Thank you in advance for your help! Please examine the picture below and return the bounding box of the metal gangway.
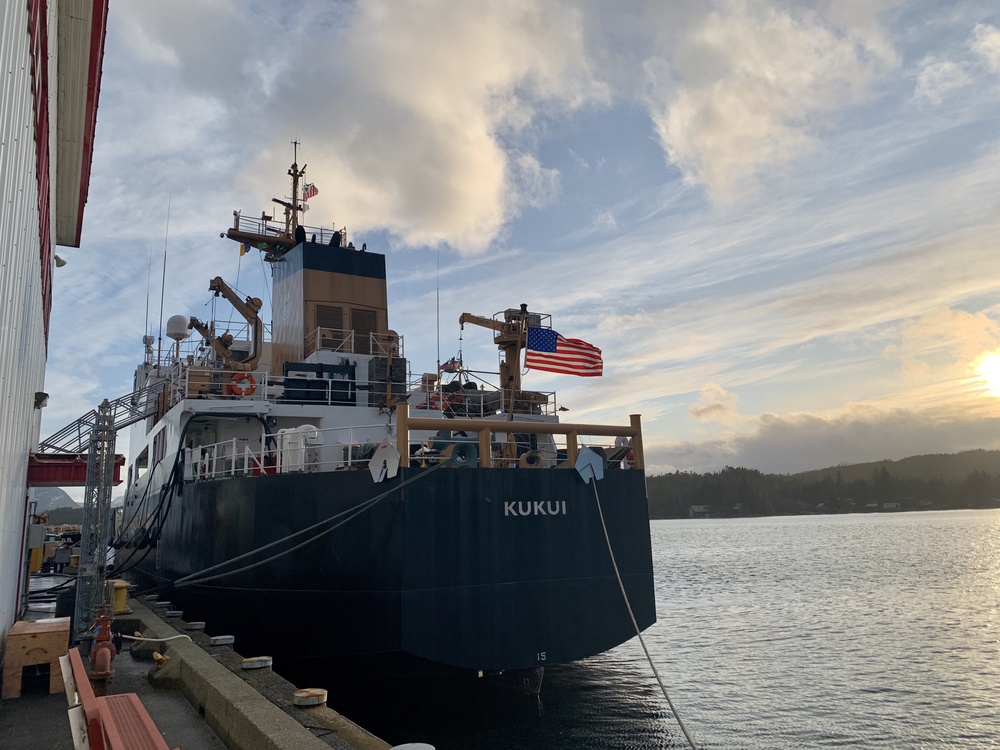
[38,382,163,454]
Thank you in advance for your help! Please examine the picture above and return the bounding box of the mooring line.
[175,457,453,588]
[590,479,699,750]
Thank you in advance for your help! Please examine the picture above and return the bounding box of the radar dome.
[166,314,191,342]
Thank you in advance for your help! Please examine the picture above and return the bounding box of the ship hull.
[143,466,655,671]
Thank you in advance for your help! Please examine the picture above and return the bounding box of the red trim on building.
[75,0,110,247]
[28,0,51,346]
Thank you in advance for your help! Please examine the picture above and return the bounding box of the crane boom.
[188,277,264,372]
[458,304,547,416]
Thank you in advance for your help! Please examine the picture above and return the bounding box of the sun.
[975,354,1000,397]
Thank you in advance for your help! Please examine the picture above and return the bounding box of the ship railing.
[407,388,557,418]
[304,327,355,356]
[166,366,270,405]
[187,408,643,482]
[232,211,345,246]
[412,429,638,470]
[186,423,395,481]
[153,319,272,368]
[396,402,645,470]
[166,366,406,409]
[304,328,404,358]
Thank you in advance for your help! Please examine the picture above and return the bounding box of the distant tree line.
[646,465,1000,519]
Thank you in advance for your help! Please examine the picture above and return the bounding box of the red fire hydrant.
[89,609,117,678]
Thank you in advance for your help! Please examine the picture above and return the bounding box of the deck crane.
[458,304,552,424]
[188,277,263,371]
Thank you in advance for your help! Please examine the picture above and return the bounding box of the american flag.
[302,183,318,201]
[525,327,603,377]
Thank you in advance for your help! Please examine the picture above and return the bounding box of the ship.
[115,154,656,688]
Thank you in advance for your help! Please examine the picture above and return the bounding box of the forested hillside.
[647,450,1000,518]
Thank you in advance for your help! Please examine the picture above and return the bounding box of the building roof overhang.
[55,0,108,248]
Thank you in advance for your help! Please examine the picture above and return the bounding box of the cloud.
[510,154,561,210]
[914,58,971,105]
[645,1,897,202]
[883,308,1000,380]
[104,0,902,250]
[688,383,740,423]
[972,23,1000,72]
[648,407,1000,475]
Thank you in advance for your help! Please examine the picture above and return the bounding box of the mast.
[287,139,305,237]
[225,142,307,259]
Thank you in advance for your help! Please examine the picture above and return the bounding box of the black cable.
[176,458,451,588]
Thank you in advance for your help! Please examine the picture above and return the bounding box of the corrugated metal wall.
[0,0,50,647]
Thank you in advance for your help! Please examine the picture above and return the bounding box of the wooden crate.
[2,617,71,698]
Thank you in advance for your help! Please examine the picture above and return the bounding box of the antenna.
[156,193,171,374]
[436,247,441,375]
[144,243,154,336]
[287,139,306,236]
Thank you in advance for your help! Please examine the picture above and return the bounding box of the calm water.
[327,510,1000,749]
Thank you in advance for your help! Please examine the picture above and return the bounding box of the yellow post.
[396,402,410,468]
[566,431,579,468]
[479,427,492,468]
[629,414,644,469]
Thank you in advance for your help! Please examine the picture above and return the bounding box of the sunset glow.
[39,2,1000,478]
[976,354,1000,397]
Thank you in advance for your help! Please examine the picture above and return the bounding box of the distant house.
[688,505,715,519]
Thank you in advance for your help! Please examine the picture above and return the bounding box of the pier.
[0,594,391,750]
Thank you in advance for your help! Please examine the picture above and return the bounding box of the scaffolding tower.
[73,399,117,643]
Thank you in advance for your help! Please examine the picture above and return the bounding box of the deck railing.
[395,403,644,470]
[186,406,642,481]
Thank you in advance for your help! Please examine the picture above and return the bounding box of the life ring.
[228,373,257,397]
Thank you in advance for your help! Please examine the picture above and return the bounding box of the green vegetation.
[647,449,1000,519]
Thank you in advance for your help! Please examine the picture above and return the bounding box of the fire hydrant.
[89,609,118,686]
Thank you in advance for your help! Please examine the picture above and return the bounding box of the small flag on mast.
[302,183,318,201]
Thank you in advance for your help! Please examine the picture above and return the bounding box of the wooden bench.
[60,646,173,750]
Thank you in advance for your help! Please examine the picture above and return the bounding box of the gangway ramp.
[38,382,163,454]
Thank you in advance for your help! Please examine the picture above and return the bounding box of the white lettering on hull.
[503,500,567,517]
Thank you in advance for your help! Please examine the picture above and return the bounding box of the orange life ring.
[228,373,257,397]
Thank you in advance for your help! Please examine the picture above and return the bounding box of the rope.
[122,634,192,643]
[589,476,699,750]
[175,458,452,588]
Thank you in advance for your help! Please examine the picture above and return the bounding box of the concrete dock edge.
[123,598,390,750]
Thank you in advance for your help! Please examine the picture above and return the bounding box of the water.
[326,510,1000,749]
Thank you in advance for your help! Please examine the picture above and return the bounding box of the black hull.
[141,466,655,672]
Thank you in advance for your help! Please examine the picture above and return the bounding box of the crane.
[189,277,263,372]
[458,304,547,417]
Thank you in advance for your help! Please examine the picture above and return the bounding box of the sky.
[43,0,1000,478]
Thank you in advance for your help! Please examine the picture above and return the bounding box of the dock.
[0,596,392,750]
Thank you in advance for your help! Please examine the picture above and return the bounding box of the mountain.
[788,449,1000,484]
[31,487,80,512]
[647,449,1000,519]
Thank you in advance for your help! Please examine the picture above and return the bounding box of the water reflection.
[307,510,1000,749]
